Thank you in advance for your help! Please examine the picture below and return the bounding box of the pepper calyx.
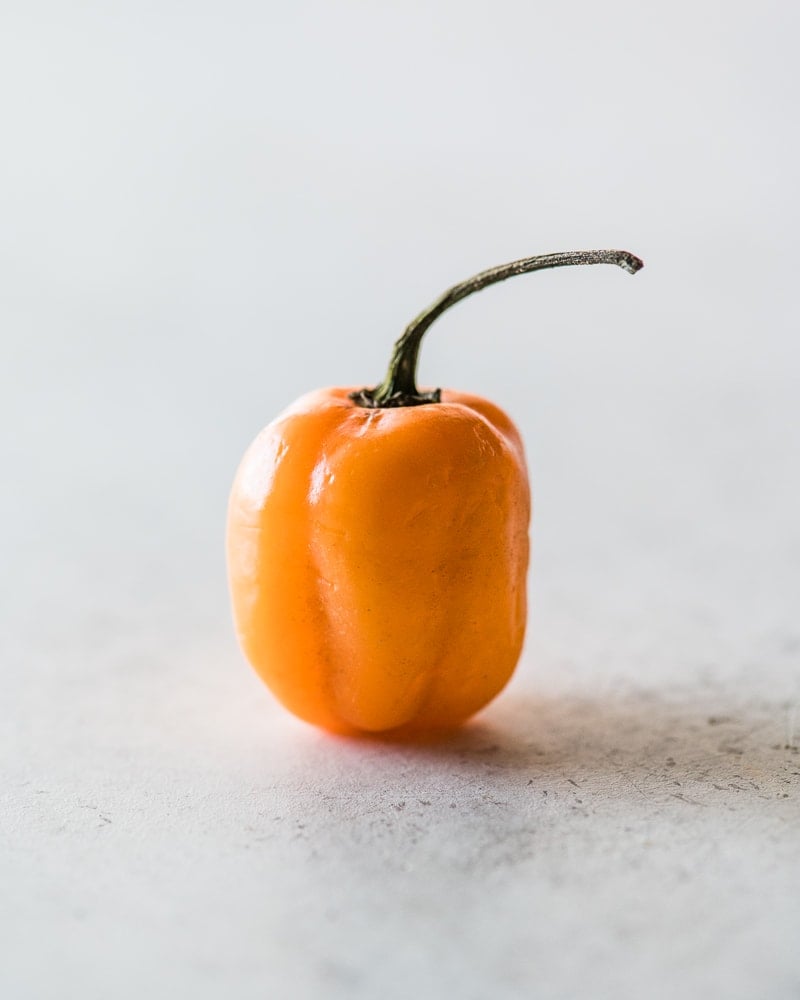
[348,386,441,409]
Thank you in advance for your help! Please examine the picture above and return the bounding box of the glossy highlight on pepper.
[227,249,643,735]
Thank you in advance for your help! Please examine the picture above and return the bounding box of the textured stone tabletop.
[3,377,798,1000]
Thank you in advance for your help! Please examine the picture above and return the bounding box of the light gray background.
[2,2,799,998]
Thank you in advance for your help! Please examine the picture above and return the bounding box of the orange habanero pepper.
[227,249,643,735]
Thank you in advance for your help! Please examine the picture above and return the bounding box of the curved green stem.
[350,249,643,409]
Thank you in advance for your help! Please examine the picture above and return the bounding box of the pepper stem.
[350,249,643,409]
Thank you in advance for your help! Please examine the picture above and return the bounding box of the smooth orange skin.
[226,387,531,735]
